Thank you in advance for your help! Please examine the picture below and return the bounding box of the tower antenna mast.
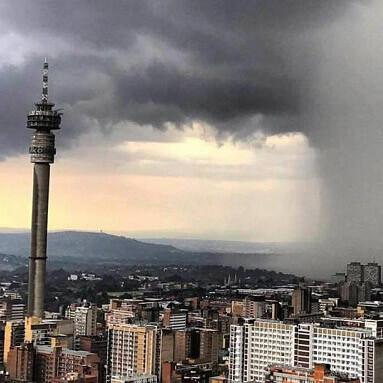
[26,60,62,318]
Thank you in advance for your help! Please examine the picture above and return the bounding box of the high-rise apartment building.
[340,281,360,307]
[229,319,383,383]
[6,342,35,382]
[160,327,220,366]
[339,281,372,307]
[80,335,107,363]
[229,319,296,383]
[347,263,364,284]
[107,324,161,381]
[34,345,100,383]
[312,326,380,381]
[174,329,189,361]
[0,301,25,322]
[66,301,98,338]
[79,335,108,383]
[318,298,339,315]
[358,282,372,302]
[4,321,25,364]
[243,296,266,318]
[162,308,187,330]
[346,262,381,287]
[199,328,220,363]
[364,263,381,287]
[0,321,5,366]
[24,316,74,348]
[106,309,135,327]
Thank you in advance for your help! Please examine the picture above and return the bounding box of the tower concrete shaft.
[27,60,61,318]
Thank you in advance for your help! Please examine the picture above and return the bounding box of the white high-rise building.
[107,324,161,382]
[162,309,187,330]
[312,326,372,380]
[229,319,296,383]
[229,319,383,383]
[65,301,98,337]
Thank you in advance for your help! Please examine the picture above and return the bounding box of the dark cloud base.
[6,0,383,250]
[0,0,356,157]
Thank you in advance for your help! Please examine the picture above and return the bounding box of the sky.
[1,0,383,244]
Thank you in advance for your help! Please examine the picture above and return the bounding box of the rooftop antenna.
[42,58,49,103]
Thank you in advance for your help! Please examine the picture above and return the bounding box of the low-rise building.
[265,364,360,383]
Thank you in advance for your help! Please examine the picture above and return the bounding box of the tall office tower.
[292,284,312,315]
[107,324,161,381]
[364,263,381,287]
[347,262,364,284]
[27,60,62,318]
[65,301,98,338]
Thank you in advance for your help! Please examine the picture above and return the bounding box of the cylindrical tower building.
[27,60,62,318]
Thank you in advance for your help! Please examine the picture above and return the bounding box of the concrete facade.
[26,60,62,318]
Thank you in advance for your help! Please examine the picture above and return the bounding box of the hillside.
[0,253,26,270]
[0,231,184,263]
[0,231,272,270]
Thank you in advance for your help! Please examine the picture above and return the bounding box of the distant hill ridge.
[0,230,277,270]
[0,231,183,262]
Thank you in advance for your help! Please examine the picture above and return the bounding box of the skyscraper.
[26,60,62,318]
[347,262,364,284]
[364,263,381,287]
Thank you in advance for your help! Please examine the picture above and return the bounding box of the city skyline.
[3,2,383,383]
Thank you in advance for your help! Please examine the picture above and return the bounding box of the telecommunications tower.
[27,60,62,318]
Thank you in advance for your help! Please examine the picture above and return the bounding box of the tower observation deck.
[27,60,62,318]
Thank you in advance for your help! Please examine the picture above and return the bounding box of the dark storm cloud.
[0,0,357,156]
[114,62,299,127]
[6,0,383,252]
